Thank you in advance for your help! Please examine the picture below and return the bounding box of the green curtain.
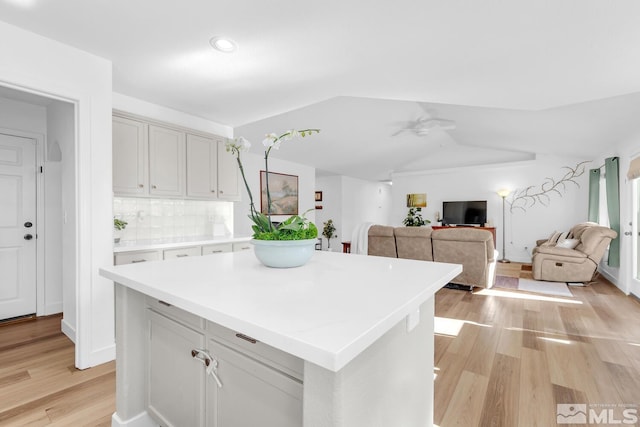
[605,157,620,267]
[588,169,600,223]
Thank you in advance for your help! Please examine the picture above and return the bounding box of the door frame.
[627,156,640,298]
[0,127,45,316]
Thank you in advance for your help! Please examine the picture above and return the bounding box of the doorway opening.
[0,85,76,343]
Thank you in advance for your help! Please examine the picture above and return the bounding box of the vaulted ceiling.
[2,0,640,180]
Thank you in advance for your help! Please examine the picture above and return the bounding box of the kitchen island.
[99,250,461,427]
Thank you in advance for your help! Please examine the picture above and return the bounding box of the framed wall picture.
[260,171,299,215]
[315,191,323,202]
[406,193,427,208]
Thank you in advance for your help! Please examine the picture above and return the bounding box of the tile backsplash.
[113,197,234,241]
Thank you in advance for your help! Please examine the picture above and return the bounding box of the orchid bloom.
[261,133,279,148]
[283,129,299,141]
[226,136,251,155]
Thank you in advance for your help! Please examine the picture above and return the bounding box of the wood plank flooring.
[0,314,115,426]
[435,263,640,426]
[1,264,639,426]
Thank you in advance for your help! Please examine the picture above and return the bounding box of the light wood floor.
[435,263,640,426]
[0,314,115,426]
[1,264,639,426]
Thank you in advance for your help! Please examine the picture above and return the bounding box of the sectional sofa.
[367,225,498,289]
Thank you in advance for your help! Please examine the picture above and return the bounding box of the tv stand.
[432,225,496,246]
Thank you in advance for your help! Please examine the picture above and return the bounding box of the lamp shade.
[496,189,511,198]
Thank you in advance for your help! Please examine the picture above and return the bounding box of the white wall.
[315,176,342,250]
[0,97,47,133]
[47,101,75,335]
[112,93,233,138]
[315,175,393,250]
[392,155,590,263]
[234,152,316,237]
[0,20,113,368]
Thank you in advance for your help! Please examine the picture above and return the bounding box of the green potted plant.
[322,219,337,250]
[226,129,320,267]
[403,207,430,227]
[113,217,128,243]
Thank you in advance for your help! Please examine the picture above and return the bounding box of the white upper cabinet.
[113,114,238,201]
[186,134,240,201]
[149,125,186,197]
[216,140,240,200]
[186,134,218,198]
[112,116,148,196]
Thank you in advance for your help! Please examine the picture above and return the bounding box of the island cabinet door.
[206,339,303,427]
[148,310,206,427]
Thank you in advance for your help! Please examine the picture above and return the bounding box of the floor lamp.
[497,189,511,263]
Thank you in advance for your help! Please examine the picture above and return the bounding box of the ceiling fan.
[391,104,456,137]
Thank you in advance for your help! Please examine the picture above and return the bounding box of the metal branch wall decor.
[508,161,589,213]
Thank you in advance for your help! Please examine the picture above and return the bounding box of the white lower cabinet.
[147,303,303,427]
[202,243,233,255]
[206,340,303,427]
[232,242,252,252]
[114,250,161,265]
[164,246,202,259]
[148,310,206,427]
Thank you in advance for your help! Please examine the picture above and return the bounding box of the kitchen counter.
[100,250,459,371]
[113,234,251,253]
[100,251,461,427]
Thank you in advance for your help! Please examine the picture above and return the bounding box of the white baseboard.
[88,343,116,367]
[112,411,158,427]
[61,318,76,343]
[597,267,624,293]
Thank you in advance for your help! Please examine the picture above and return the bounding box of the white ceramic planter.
[251,238,317,268]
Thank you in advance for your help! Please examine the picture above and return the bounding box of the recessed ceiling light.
[209,36,238,53]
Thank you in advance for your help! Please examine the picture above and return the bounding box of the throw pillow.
[556,238,580,249]
[547,231,562,245]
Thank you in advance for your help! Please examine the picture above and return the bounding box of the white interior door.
[0,133,37,320]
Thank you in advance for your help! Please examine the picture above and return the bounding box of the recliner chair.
[532,222,617,282]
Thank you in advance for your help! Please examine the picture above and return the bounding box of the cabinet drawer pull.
[158,300,172,307]
[211,250,223,253]
[235,333,257,344]
[176,254,189,257]
[219,190,224,194]
[240,247,250,250]
[131,259,147,263]
[138,184,144,188]
[152,185,157,189]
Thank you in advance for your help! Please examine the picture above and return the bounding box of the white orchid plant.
[226,129,320,240]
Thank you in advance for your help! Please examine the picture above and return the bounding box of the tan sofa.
[368,226,497,289]
[532,222,617,282]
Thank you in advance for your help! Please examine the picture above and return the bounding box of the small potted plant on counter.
[114,217,128,243]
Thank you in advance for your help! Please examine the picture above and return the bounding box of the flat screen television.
[442,200,487,226]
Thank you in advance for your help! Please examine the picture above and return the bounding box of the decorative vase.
[251,238,317,268]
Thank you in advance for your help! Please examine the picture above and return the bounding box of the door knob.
[24,221,33,228]
[24,234,33,240]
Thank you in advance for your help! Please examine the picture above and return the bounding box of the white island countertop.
[99,250,461,372]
